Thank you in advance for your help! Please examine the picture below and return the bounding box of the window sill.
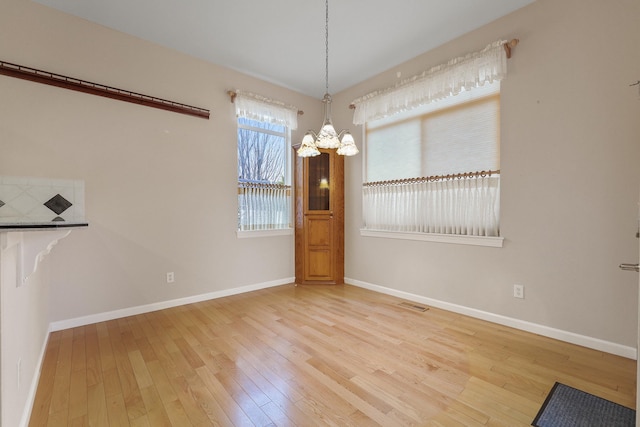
[360,229,503,247]
[237,228,293,239]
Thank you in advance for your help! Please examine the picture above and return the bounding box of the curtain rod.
[503,38,519,59]
[227,90,304,116]
[364,170,500,187]
[0,60,210,119]
[349,39,519,110]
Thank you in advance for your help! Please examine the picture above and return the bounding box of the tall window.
[363,82,501,237]
[237,117,291,231]
[234,91,298,233]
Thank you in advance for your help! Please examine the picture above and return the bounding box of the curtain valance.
[234,90,299,130]
[351,40,508,125]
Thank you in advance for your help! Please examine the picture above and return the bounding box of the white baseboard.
[49,277,294,332]
[48,274,637,358]
[19,329,51,427]
[346,277,637,360]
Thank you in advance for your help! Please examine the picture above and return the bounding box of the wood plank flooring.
[29,284,636,426]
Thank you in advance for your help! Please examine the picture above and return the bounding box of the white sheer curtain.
[354,40,507,238]
[362,176,500,237]
[234,90,299,129]
[238,183,291,231]
[351,40,507,125]
[235,90,296,231]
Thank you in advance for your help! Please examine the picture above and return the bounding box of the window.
[233,90,298,236]
[363,82,501,238]
[237,117,291,232]
[350,40,508,245]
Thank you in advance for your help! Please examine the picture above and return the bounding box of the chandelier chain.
[325,0,329,95]
[296,0,358,157]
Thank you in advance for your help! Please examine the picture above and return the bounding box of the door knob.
[619,263,639,272]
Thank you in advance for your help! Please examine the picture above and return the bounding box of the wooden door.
[304,214,333,281]
[294,149,344,285]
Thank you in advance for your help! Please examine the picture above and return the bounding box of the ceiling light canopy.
[297,0,358,158]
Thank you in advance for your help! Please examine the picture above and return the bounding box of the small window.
[237,117,291,231]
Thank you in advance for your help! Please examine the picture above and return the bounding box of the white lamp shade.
[337,132,359,156]
[316,123,341,149]
[297,132,321,157]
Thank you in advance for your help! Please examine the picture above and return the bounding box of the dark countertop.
[0,222,89,231]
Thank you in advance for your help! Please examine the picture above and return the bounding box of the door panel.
[307,249,332,280]
[306,216,332,246]
[304,215,333,281]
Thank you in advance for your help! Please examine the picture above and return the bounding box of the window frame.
[236,117,293,238]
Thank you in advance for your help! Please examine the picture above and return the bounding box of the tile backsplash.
[0,176,85,223]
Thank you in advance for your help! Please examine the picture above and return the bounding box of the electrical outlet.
[513,284,524,299]
[166,272,175,283]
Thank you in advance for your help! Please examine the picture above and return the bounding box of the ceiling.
[34,0,535,99]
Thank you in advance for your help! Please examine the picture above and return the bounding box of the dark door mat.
[532,382,635,426]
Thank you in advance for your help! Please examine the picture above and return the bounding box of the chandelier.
[297,0,358,157]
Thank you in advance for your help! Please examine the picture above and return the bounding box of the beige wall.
[0,1,325,423]
[1,0,323,322]
[1,0,639,424]
[335,0,640,348]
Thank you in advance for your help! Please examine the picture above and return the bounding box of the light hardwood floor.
[29,284,635,426]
